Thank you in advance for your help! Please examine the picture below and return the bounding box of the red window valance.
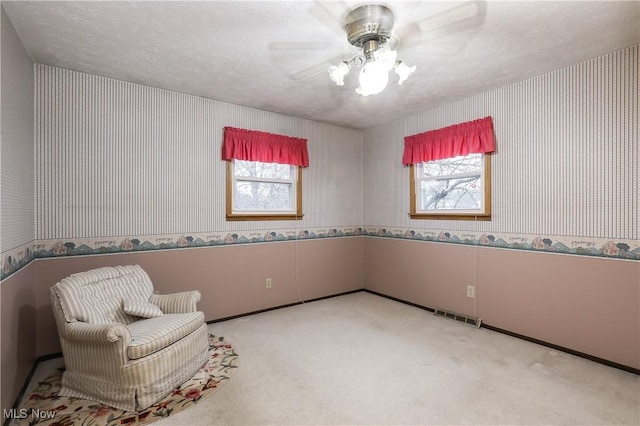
[222,127,309,167]
[402,116,495,165]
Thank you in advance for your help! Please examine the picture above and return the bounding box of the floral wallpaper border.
[2,240,36,281]
[2,226,638,281]
[364,226,639,260]
[0,227,364,281]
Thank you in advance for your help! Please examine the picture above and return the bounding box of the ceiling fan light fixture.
[394,61,416,85]
[356,59,389,96]
[329,62,350,86]
[330,3,417,96]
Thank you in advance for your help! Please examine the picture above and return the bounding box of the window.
[222,126,308,221]
[226,159,302,221]
[403,117,495,221]
[410,153,491,220]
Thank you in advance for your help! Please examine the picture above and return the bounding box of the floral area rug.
[11,335,238,426]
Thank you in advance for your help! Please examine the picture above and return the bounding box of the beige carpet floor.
[164,292,639,425]
[23,292,640,425]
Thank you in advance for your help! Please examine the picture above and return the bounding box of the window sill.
[409,213,491,221]
[226,214,304,222]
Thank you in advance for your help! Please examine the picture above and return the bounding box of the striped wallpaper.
[0,7,34,254]
[34,65,363,241]
[364,46,639,241]
[3,46,637,281]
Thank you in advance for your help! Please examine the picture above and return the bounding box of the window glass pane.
[235,181,292,211]
[421,153,482,178]
[234,160,292,179]
[420,176,482,210]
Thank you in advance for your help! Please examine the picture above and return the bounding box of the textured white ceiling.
[4,1,639,129]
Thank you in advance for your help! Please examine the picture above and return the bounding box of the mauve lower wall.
[1,264,36,413]
[364,237,640,369]
[35,237,364,357]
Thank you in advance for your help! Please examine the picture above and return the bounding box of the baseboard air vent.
[434,308,482,328]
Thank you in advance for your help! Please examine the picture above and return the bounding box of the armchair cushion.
[122,298,163,319]
[126,312,205,360]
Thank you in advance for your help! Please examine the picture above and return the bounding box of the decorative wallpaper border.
[1,240,36,281]
[0,227,364,281]
[364,226,640,261]
[2,226,638,281]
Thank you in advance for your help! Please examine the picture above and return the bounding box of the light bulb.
[329,62,350,86]
[356,60,389,96]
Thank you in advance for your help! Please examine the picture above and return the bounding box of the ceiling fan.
[328,4,416,96]
[270,1,486,96]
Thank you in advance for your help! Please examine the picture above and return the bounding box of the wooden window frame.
[409,154,491,221]
[226,160,303,221]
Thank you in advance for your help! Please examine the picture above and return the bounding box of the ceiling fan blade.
[419,0,487,35]
[396,0,487,47]
[287,59,334,82]
[268,41,331,51]
[308,0,349,34]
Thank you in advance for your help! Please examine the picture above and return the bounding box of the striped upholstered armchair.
[50,265,209,412]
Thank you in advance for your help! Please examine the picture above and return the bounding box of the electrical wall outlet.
[266,278,272,289]
[467,285,475,298]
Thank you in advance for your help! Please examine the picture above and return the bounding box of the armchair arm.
[150,291,201,314]
[65,321,132,346]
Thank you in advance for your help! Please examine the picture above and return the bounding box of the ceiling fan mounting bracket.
[345,4,394,49]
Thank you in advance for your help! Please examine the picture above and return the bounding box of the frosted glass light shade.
[356,60,389,96]
[329,62,350,86]
[395,61,416,85]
